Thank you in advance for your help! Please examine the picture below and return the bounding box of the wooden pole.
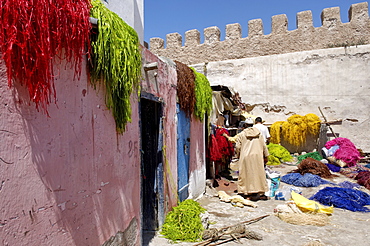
[318,107,338,138]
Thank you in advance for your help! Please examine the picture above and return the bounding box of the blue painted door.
[177,104,190,202]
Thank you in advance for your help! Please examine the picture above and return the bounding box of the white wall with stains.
[193,44,370,152]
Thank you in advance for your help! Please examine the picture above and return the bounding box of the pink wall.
[0,59,141,245]
[142,48,178,212]
[142,48,207,204]
[0,46,199,245]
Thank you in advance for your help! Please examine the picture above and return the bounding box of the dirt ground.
[145,164,370,246]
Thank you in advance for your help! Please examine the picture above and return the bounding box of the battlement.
[150,2,370,65]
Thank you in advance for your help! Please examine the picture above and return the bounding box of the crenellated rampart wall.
[149,2,370,65]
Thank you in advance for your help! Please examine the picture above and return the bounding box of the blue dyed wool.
[310,187,370,212]
[337,181,361,189]
[281,173,332,187]
[325,163,341,172]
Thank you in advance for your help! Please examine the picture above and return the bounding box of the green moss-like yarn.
[267,155,281,166]
[190,68,213,121]
[267,143,293,165]
[90,0,141,133]
[161,199,206,242]
[297,151,323,163]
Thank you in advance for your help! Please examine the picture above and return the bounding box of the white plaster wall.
[188,118,206,200]
[193,44,370,152]
[104,0,144,44]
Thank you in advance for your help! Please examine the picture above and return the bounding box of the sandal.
[259,195,269,201]
[238,194,251,199]
[248,193,259,201]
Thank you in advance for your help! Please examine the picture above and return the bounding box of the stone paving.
[145,164,370,246]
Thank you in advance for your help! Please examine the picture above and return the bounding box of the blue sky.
[144,0,369,44]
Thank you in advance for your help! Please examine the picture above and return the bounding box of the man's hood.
[244,127,261,138]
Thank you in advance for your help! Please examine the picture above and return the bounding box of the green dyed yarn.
[90,0,141,133]
[190,68,213,121]
[161,199,206,242]
[267,143,293,165]
[267,155,281,166]
[297,151,323,163]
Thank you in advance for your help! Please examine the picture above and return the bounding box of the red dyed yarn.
[207,128,234,162]
[355,171,370,190]
[0,0,91,114]
[207,134,222,162]
[214,128,234,159]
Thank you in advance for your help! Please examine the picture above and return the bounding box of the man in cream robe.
[224,118,269,199]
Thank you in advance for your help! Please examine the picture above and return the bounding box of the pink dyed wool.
[325,137,361,167]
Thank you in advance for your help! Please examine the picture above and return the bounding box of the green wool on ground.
[298,151,323,163]
[90,0,141,133]
[267,143,293,165]
[267,155,281,166]
[161,199,206,242]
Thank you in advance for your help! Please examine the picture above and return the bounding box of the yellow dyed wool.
[270,114,321,147]
[304,113,321,135]
[270,121,285,144]
[282,115,308,147]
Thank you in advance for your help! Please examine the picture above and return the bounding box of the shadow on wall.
[12,70,140,245]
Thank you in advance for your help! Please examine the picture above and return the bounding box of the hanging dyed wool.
[190,68,213,121]
[207,134,222,162]
[0,0,91,114]
[267,143,293,165]
[271,113,321,147]
[291,157,335,179]
[270,121,285,144]
[325,137,361,167]
[282,115,308,147]
[214,128,234,160]
[310,187,370,212]
[90,0,142,133]
[175,61,196,118]
[304,113,321,135]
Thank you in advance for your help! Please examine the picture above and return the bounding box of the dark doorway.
[140,98,162,233]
